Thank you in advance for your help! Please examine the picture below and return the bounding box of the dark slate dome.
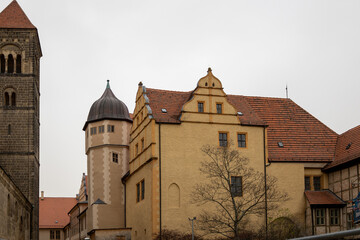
[83,80,132,130]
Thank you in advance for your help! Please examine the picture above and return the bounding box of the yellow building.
[59,68,359,240]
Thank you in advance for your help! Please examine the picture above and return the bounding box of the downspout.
[124,182,127,227]
[78,206,81,240]
[311,207,314,235]
[263,127,268,240]
[158,123,162,239]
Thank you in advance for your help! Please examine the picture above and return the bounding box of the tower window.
[107,125,114,132]
[4,92,9,106]
[112,153,118,163]
[16,55,21,73]
[0,54,5,73]
[98,125,104,133]
[90,127,96,135]
[11,92,16,106]
[141,138,144,151]
[7,54,14,73]
[135,143,139,155]
[198,102,204,113]
[8,124,11,135]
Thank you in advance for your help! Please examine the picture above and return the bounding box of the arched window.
[16,55,21,73]
[11,92,16,106]
[0,54,5,73]
[7,54,14,73]
[168,183,180,208]
[5,92,9,106]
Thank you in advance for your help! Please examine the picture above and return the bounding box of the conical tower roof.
[0,0,36,29]
[83,81,132,130]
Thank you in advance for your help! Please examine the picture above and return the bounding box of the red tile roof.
[146,88,192,123]
[145,87,338,162]
[305,190,345,206]
[0,1,36,29]
[241,96,338,162]
[324,125,360,170]
[39,197,77,229]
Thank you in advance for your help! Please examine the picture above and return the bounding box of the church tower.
[0,1,42,239]
[83,81,132,239]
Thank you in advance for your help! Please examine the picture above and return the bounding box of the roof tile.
[0,1,36,29]
[305,190,345,205]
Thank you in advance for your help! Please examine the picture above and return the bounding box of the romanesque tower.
[0,1,42,240]
[83,81,132,239]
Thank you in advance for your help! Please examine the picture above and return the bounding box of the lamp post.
[188,217,196,240]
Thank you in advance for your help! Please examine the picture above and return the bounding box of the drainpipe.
[263,127,268,240]
[158,123,162,239]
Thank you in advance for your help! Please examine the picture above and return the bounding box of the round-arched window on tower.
[11,92,16,106]
[4,92,10,106]
[0,54,5,73]
[7,54,14,73]
[16,54,21,73]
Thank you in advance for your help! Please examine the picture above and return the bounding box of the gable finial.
[106,80,110,89]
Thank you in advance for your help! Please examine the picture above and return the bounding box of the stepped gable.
[39,197,77,229]
[145,88,192,123]
[242,96,338,162]
[324,125,360,170]
[0,1,36,29]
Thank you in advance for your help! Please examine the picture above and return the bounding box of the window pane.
[305,177,311,191]
[198,102,204,113]
[216,104,222,114]
[237,134,246,148]
[314,177,321,191]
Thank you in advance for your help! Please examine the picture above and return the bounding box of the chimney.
[41,191,44,200]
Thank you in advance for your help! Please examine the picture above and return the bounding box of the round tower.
[83,80,132,237]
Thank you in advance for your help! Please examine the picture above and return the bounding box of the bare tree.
[192,144,288,240]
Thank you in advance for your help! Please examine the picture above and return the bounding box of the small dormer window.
[278,142,284,147]
[346,143,352,150]
[161,108,167,113]
[237,112,243,116]
[205,82,208,86]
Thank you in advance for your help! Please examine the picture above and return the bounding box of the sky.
[1,0,359,197]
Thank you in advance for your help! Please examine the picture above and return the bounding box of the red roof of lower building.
[0,1,36,29]
[39,197,77,229]
[305,190,345,206]
[324,125,360,170]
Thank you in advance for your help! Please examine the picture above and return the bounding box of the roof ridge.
[146,87,192,94]
[228,94,288,100]
[339,124,360,136]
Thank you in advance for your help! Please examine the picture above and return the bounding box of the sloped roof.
[145,87,338,162]
[0,1,36,29]
[146,88,192,123]
[305,190,345,206]
[39,197,77,229]
[324,125,360,170]
[241,96,338,162]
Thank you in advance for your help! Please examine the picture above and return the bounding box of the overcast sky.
[1,0,359,197]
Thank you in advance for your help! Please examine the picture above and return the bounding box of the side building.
[0,1,42,240]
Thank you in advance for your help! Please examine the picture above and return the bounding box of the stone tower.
[0,1,42,239]
[83,81,132,239]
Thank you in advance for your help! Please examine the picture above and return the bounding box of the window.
[4,92,9,106]
[135,143,139,155]
[219,132,228,147]
[50,230,55,239]
[112,153,118,163]
[0,54,5,73]
[11,92,15,106]
[141,180,145,200]
[315,208,325,225]
[7,54,14,73]
[198,102,204,113]
[108,125,114,132]
[231,176,242,197]
[136,179,145,202]
[330,208,339,225]
[141,138,144,151]
[304,177,311,191]
[136,182,140,202]
[347,212,353,229]
[16,55,21,73]
[314,176,321,191]
[56,230,60,239]
[7,124,11,135]
[237,133,246,148]
[98,125,104,133]
[216,103,222,114]
[90,127,96,135]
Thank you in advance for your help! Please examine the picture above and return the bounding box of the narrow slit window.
[141,180,145,200]
[112,153,118,163]
[5,92,9,106]
[8,124,11,135]
[136,183,140,202]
